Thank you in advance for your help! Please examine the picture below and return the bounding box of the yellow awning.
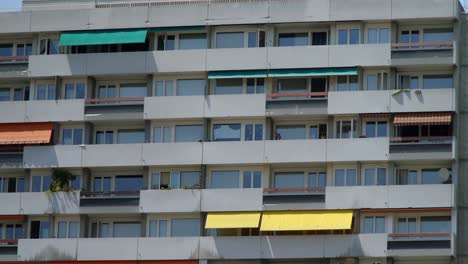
[205,212,261,229]
[260,210,353,231]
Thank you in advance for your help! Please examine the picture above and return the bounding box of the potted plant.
[49,169,76,192]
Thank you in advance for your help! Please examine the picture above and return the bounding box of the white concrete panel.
[30,9,89,31]
[388,184,453,208]
[202,141,265,165]
[144,96,205,119]
[147,5,208,27]
[26,99,85,122]
[0,101,26,123]
[326,138,389,162]
[208,1,269,24]
[138,237,199,260]
[391,0,456,19]
[325,186,388,209]
[206,48,268,71]
[23,145,83,168]
[81,144,143,167]
[18,239,78,261]
[269,0,330,23]
[0,12,31,33]
[140,190,201,213]
[268,46,329,69]
[28,55,87,77]
[201,189,263,212]
[329,44,391,67]
[330,0,391,20]
[149,50,207,73]
[199,237,262,259]
[20,192,80,215]
[262,236,325,258]
[324,234,387,257]
[328,91,390,114]
[86,52,148,75]
[0,193,21,215]
[389,89,455,113]
[142,143,203,166]
[77,238,138,260]
[89,7,149,30]
[204,94,266,118]
[264,140,327,163]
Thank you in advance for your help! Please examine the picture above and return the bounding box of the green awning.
[208,70,268,79]
[268,67,358,77]
[149,26,206,32]
[59,29,148,46]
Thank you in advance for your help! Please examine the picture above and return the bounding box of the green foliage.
[50,169,76,192]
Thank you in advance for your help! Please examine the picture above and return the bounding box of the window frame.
[146,214,200,238]
[55,217,80,239]
[208,166,264,189]
[211,120,265,142]
[149,169,201,190]
[271,168,327,189]
[335,119,358,139]
[395,166,452,185]
[362,167,387,186]
[0,175,25,193]
[62,80,87,100]
[362,215,386,233]
[35,81,56,101]
[333,167,358,186]
[336,25,361,45]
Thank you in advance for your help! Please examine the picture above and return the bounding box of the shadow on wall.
[46,191,80,214]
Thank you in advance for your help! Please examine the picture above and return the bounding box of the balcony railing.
[388,232,451,240]
[268,92,328,100]
[85,97,145,105]
[0,239,18,245]
[263,187,326,194]
[0,56,29,63]
[80,190,140,198]
[390,136,452,143]
[391,41,453,50]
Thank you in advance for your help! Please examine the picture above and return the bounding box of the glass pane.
[57,221,67,238]
[113,222,141,237]
[166,35,175,50]
[151,173,160,190]
[149,220,157,237]
[423,75,453,89]
[94,177,102,192]
[100,223,110,238]
[377,122,387,137]
[277,78,307,94]
[248,32,257,48]
[375,217,385,233]
[47,85,56,100]
[71,175,81,190]
[420,216,451,233]
[103,177,111,191]
[177,79,205,96]
[368,29,378,44]
[215,79,243,95]
[32,176,42,192]
[246,79,255,94]
[68,221,79,238]
[171,218,200,237]
[211,170,240,189]
[117,129,145,144]
[63,129,73,145]
[180,172,200,189]
[15,224,23,239]
[379,28,389,43]
[73,129,83,145]
[421,169,441,184]
[216,32,244,49]
[65,84,74,99]
[115,176,143,191]
[119,84,147,98]
[274,172,304,188]
[165,80,173,96]
[96,131,104,144]
[337,76,347,91]
[408,218,417,233]
[105,131,113,144]
[397,218,407,233]
[367,74,377,90]
[310,126,318,139]
[340,121,352,138]
[364,168,375,186]
[363,217,374,233]
[423,28,453,43]
[213,124,241,141]
[6,224,14,239]
[175,125,203,142]
[349,75,359,91]
[255,124,263,141]
[312,32,327,45]
[40,222,49,238]
[411,30,419,44]
[243,171,252,188]
[155,81,164,96]
[153,127,162,143]
[253,171,262,188]
[335,169,345,186]
[278,33,308,47]
[108,86,116,98]
[13,88,23,101]
[163,126,172,143]
[0,88,10,101]
[36,85,47,100]
[245,124,253,141]
[76,83,85,99]
[366,122,376,138]
[159,220,167,237]
[276,125,306,140]
[17,178,24,192]
[49,39,60,54]
[350,29,360,44]
[338,29,348,45]
[0,44,13,57]
[308,173,317,188]
[377,168,386,186]
[256,79,265,94]
[170,172,180,189]
[157,35,165,50]
[400,31,409,43]
[179,33,207,50]
[346,169,357,186]
[318,173,326,187]
[42,176,52,192]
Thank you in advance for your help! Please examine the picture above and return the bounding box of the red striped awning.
[393,112,452,126]
[0,122,53,145]
[360,113,391,119]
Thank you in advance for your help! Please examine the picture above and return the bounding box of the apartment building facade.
[0,0,464,263]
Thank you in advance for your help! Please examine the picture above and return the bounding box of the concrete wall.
[202,141,265,165]
[0,100,85,123]
[201,189,263,212]
[24,145,83,168]
[264,140,327,163]
[140,190,201,213]
[142,143,203,166]
[326,138,389,162]
[0,192,79,215]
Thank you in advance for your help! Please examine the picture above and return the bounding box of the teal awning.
[208,70,268,79]
[149,26,206,32]
[59,29,148,46]
[268,67,358,77]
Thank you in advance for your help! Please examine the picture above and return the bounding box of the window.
[310,124,327,139]
[399,75,419,89]
[113,222,141,238]
[97,85,116,101]
[274,172,304,188]
[64,83,86,99]
[275,125,306,140]
[363,168,386,186]
[337,75,358,91]
[115,175,143,192]
[397,217,417,234]
[119,83,147,98]
[395,124,451,139]
[96,131,114,144]
[171,218,200,237]
[157,34,175,50]
[36,84,56,100]
[16,43,32,60]
[308,172,327,189]
[30,220,49,239]
[422,75,453,89]
[247,30,266,48]
[0,44,13,58]
[175,125,204,142]
[338,29,360,45]
[117,129,145,144]
[213,124,241,141]
[62,128,83,145]
[211,170,240,189]
[334,169,357,186]
[243,171,262,188]
[366,121,388,137]
[167,171,200,189]
[278,33,308,47]
[39,38,60,55]
[420,216,451,233]
[179,33,207,50]
[245,124,263,141]
[336,120,358,139]
[150,172,170,190]
[363,216,385,233]
[366,72,388,90]
[367,28,389,44]
[57,221,79,238]
[2,224,23,240]
[93,176,112,192]
[246,78,265,94]
[155,80,174,96]
[31,175,52,192]
[215,79,243,95]
[312,32,328,46]
[70,175,81,190]
[216,32,244,49]
[153,126,172,143]
[149,220,168,237]
[0,177,25,193]
[177,79,205,96]
[397,169,418,185]
[14,86,29,101]
[0,88,10,101]
[400,30,420,46]
[277,78,307,94]
[423,28,453,43]
[421,169,444,184]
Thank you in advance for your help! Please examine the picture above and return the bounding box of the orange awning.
[0,122,53,145]
[393,112,452,126]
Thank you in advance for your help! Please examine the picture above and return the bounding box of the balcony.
[85,97,144,121]
[203,141,265,164]
[24,145,82,168]
[0,239,17,261]
[266,92,328,116]
[79,191,140,214]
[389,136,453,161]
[387,233,453,257]
[265,139,327,163]
[0,56,28,78]
[263,187,326,210]
[0,192,80,216]
[326,138,389,162]
[391,42,455,66]
[140,189,201,213]
[201,188,263,212]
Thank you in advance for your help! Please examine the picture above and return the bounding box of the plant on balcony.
[49,169,76,192]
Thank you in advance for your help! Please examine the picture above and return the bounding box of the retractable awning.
[0,122,53,145]
[208,70,268,79]
[268,67,358,77]
[205,212,261,229]
[393,112,452,126]
[149,26,206,32]
[59,29,148,46]
[260,210,353,231]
